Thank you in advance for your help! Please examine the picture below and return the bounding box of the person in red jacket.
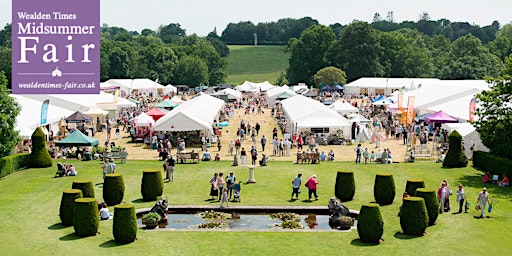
[305,174,319,202]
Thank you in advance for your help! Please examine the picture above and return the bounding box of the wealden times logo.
[12,0,100,94]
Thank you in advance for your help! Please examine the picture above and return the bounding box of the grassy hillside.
[224,45,289,85]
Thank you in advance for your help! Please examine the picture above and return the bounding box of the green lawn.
[224,45,289,85]
[0,160,510,255]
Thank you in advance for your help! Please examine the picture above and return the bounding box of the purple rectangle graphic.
[12,0,100,94]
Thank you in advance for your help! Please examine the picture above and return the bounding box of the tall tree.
[158,23,186,44]
[313,66,347,87]
[441,34,503,79]
[173,56,208,86]
[328,21,384,81]
[286,25,335,85]
[473,75,512,159]
[0,72,20,158]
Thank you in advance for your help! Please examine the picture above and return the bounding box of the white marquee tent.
[441,123,489,157]
[281,95,351,137]
[213,88,242,101]
[151,94,225,138]
[105,79,173,95]
[235,81,275,92]
[329,101,359,116]
[266,86,297,106]
[344,77,441,95]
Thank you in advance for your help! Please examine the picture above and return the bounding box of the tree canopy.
[0,72,20,158]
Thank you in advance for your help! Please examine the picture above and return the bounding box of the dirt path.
[95,107,415,163]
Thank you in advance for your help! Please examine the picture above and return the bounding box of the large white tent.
[266,86,297,106]
[213,88,242,101]
[329,101,359,116]
[21,92,135,113]
[235,81,275,92]
[281,95,351,137]
[344,77,441,95]
[12,94,75,139]
[441,123,489,157]
[105,79,172,95]
[151,94,225,138]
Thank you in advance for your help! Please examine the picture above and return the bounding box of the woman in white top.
[455,184,466,213]
[477,187,489,218]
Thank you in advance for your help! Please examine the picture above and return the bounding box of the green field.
[224,45,289,85]
[0,160,510,255]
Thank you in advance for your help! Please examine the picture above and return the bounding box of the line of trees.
[284,21,510,85]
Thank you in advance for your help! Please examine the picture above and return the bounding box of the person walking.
[250,146,258,165]
[476,187,489,218]
[456,184,466,213]
[437,182,449,213]
[220,187,229,208]
[354,144,362,164]
[226,172,236,200]
[165,155,175,182]
[291,173,302,200]
[305,174,319,201]
[261,135,267,152]
[240,147,247,165]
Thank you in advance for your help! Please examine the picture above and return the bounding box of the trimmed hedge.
[73,198,99,237]
[113,204,137,244]
[72,180,95,198]
[415,188,439,226]
[400,197,428,236]
[29,127,53,168]
[103,173,125,206]
[357,203,384,243]
[373,173,395,205]
[473,150,512,178]
[141,170,163,201]
[443,130,468,168]
[59,189,83,226]
[0,153,30,179]
[335,171,355,202]
[405,178,425,196]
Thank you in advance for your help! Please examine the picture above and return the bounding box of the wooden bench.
[176,152,200,163]
[103,151,128,163]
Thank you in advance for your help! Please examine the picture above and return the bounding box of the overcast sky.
[3,0,511,36]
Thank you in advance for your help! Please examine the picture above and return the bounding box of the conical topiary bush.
[72,180,95,198]
[29,127,52,168]
[400,197,428,236]
[415,188,440,226]
[405,178,425,196]
[357,203,384,243]
[335,171,355,202]
[374,173,395,205]
[141,170,163,201]
[59,189,83,226]
[73,198,99,237]
[103,173,125,206]
[113,204,137,244]
[443,130,468,168]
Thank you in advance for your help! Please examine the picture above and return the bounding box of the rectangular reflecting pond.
[138,213,357,231]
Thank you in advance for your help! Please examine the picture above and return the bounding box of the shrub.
[443,130,468,168]
[103,173,125,206]
[113,204,137,244]
[334,171,355,202]
[0,153,30,179]
[141,170,163,201]
[357,203,384,243]
[473,151,512,178]
[72,180,95,198]
[73,198,99,237]
[405,178,425,196]
[29,127,52,168]
[373,173,395,205]
[59,189,83,226]
[400,197,428,236]
[415,188,440,226]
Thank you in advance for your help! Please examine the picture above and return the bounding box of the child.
[99,203,113,220]
[214,153,221,161]
[220,187,229,208]
[370,151,375,162]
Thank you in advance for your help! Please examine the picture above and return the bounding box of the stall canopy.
[424,110,458,123]
[156,99,178,109]
[146,107,167,121]
[441,123,489,156]
[131,113,155,127]
[349,114,371,124]
[213,88,242,101]
[372,95,394,106]
[65,111,93,123]
[266,86,297,106]
[55,130,99,147]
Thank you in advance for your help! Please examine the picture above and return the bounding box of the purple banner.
[12,0,100,94]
